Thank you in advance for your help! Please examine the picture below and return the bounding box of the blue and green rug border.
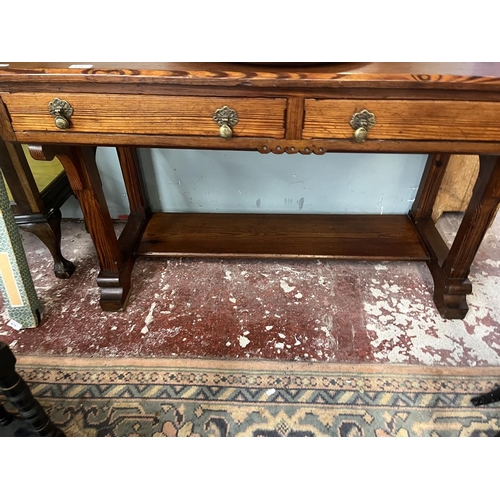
[9,356,500,437]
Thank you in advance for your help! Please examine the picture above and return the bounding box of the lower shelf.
[136,213,430,261]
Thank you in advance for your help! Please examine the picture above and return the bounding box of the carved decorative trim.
[258,143,327,155]
[27,144,53,161]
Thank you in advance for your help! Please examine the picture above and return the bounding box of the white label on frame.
[69,64,94,69]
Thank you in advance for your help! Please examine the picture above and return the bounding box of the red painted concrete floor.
[1,213,500,367]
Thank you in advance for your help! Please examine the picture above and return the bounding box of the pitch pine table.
[1,62,500,319]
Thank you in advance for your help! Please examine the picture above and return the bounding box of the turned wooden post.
[0,342,64,436]
[0,403,14,425]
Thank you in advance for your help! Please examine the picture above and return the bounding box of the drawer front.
[3,93,287,139]
[303,99,500,142]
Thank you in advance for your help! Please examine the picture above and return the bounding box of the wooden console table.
[1,62,499,320]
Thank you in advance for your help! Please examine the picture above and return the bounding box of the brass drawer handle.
[48,98,73,129]
[213,106,238,139]
[350,109,376,143]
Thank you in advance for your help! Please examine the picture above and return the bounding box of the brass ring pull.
[350,109,376,143]
[48,98,73,130]
[213,106,238,139]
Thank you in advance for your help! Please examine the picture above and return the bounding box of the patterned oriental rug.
[6,356,500,437]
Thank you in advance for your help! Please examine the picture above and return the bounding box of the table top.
[1,62,500,90]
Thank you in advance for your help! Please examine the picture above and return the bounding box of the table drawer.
[303,99,500,142]
[3,93,287,139]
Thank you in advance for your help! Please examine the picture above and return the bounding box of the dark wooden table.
[1,62,499,319]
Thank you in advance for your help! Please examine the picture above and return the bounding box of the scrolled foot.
[432,276,472,320]
[434,292,469,320]
[97,259,134,312]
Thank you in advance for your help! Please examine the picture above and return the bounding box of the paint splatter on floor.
[0,214,499,367]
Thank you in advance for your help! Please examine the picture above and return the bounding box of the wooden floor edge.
[14,355,500,377]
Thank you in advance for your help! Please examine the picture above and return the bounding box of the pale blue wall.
[61,148,427,218]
